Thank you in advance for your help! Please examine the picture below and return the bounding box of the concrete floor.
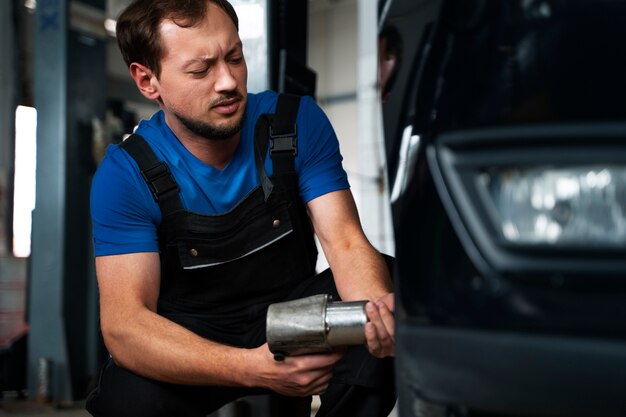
[0,395,397,417]
[0,399,89,417]
[0,393,398,417]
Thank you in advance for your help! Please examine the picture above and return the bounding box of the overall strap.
[269,93,300,177]
[119,134,184,216]
[253,94,301,201]
[254,94,317,273]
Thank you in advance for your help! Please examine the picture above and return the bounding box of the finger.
[365,321,383,356]
[283,352,341,383]
[296,367,333,397]
[373,307,394,354]
[365,303,394,357]
[311,371,333,393]
[376,301,395,342]
[374,311,395,357]
[298,351,344,369]
[366,301,389,338]
[282,366,334,397]
[366,322,394,358]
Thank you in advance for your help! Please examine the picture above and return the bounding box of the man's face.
[154,3,248,141]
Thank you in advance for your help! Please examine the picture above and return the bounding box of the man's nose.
[214,61,237,92]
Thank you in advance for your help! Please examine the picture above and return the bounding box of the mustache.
[209,92,243,107]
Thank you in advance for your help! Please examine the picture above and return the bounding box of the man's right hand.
[246,343,344,397]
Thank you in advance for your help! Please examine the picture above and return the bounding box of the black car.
[378,1,626,416]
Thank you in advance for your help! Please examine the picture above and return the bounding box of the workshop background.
[0,0,396,415]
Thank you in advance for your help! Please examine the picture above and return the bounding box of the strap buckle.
[141,162,179,201]
[270,124,298,156]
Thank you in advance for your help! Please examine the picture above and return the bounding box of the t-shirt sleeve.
[296,96,350,203]
[90,145,162,256]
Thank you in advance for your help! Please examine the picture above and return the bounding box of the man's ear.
[129,63,160,101]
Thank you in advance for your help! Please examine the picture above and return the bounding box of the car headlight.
[482,166,626,248]
[428,123,626,277]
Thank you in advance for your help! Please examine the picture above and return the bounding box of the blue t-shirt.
[91,91,350,256]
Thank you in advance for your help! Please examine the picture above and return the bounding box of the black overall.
[86,95,396,417]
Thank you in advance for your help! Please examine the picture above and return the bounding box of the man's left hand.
[364,292,395,358]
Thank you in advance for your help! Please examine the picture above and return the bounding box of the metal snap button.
[272,219,281,228]
[189,248,198,257]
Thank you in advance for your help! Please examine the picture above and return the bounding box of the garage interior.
[0,0,394,415]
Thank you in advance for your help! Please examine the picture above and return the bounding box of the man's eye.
[229,57,243,64]
[189,68,208,76]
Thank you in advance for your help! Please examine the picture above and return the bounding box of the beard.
[174,94,246,141]
[176,111,246,141]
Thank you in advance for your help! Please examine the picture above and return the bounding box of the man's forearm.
[326,241,392,302]
[102,307,346,396]
[103,308,254,387]
[307,190,392,302]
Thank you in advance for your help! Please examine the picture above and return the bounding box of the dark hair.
[116,0,239,78]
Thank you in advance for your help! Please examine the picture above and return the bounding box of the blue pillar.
[30,0,106,402]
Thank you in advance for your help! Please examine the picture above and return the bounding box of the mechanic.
[86,0,396,416]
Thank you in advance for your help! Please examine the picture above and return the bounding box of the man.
[87,0,395,415]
